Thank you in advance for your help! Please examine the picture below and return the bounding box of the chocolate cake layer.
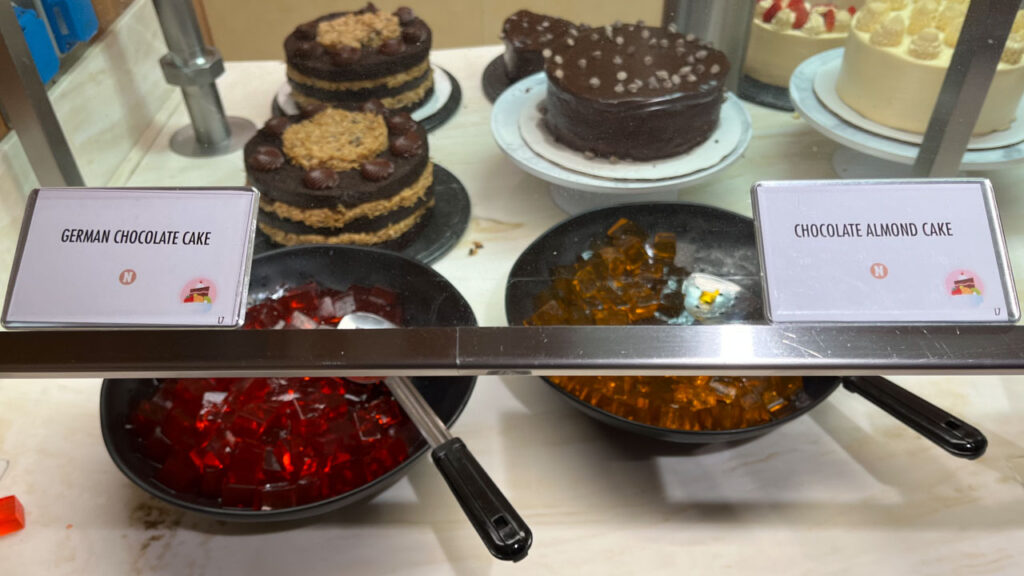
[543,23,729,160]
[289,66,432,105]
[502,11,576,81]
[259,201,434,247]
[285,7,431,83]
[259,188,433,235]
[245,116,430,210]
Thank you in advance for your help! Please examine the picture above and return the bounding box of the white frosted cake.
[836,0,1024,134]
[745,1,860,87]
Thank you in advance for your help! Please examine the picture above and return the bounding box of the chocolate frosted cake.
[543,23,730,160]
[501,10,577,81]
[285,4,433,113]
[245,103,434,247]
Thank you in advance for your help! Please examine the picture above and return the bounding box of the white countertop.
[2,46,1024,575]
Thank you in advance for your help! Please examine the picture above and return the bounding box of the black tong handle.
[432,437,533,562]
[843,376,987,459]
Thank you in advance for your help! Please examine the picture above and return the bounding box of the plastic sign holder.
[752,179,1019,324]
[2,187,258,329]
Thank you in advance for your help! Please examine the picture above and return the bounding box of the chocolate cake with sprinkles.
[542,22,730,161]
[285,4,433,113]
[245,102,433,247]
[501,10,577,81]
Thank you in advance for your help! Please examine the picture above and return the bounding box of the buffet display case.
[2,1,1024,574]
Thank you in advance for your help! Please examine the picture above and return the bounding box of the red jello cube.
[229,378,271,409]
[155,451,200,494]
[130,399,169,438]
[244,299,288,329]
[161,407,201,445]
[195,391,229,433]
[365,397,403,429]
[171,378,217,408]
[141,429,174,464]
[226,440,266,486]
[0,495,25,536]
[354,407,383,440]
[282,283,320,313]
[296,475,325,505]
[262,442,292,484]
[229,405,273,441]
[259,483,298,510]
[198,467,225,499]
[221,482,260,509]
[328,456,368,494]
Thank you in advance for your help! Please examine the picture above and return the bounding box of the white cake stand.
[491,73,752,214]
[790,49,1024,179]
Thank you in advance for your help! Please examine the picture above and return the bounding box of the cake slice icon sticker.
[946,270,984,308]
[181,278,216,312]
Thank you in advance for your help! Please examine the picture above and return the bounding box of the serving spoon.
[338,312,532,562]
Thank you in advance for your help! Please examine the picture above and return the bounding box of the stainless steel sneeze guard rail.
[2,324,1024,379]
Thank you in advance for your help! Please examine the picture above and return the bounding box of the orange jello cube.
[0,495,25,536]
[598,246,626,277]
[618,237,648,270]
[607,218,644,240]
[572,266,600,298]
[650,232,676,262]
[628,288,660,322]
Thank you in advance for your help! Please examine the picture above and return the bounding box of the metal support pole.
[662,0,755,92]
[0,2,84,186]
[152,0,254,157]
[913,0,1020,177]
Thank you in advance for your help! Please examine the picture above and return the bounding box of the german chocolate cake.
[542,22,730,160]
[501,10,576,81]
[245,103,434,247]
[285,4,433,112]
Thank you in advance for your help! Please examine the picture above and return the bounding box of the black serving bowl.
[504,202,839,444]
[101,245,477,521]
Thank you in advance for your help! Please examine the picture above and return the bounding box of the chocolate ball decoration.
[329,45,362,66]
[360,99,387,115]
[262,116,290,136]
[401,25,427,45]
[303,168,340,190]
[395,6,415,24]
[247,146,285,171]
[385,112,416,135]
[380,38,405,56]
[390,131,424,157]
[294,40,324,59]
[360,158,395,181]
[294,22,317,41]
[298,101,328,118]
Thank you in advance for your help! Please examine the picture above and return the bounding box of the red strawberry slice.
[823,7,836,31]
[848,6,857,16]
[787,0,810,29]
[763,1,783,23]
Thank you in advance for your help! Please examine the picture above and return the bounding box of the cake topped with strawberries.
[744,1,861,87]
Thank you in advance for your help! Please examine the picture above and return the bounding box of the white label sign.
[752,179,1019,323]
[3,188,258,328]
